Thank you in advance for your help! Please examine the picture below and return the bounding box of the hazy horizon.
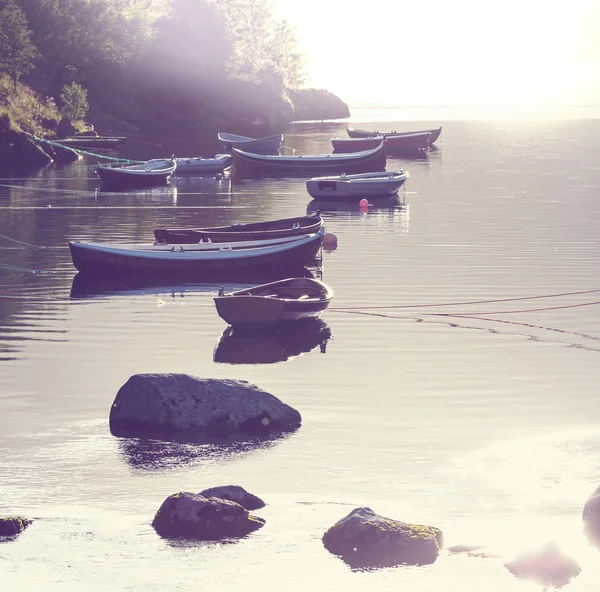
[274,0,600,110]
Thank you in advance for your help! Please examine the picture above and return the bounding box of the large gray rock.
[504,543,581,587]
[152,492,265,539]
[109,373,302,443]
[322,507,443,568]
[0,516,32,537]
[287,88,350,121]
[583,485,600,544]
[198,485,265,510]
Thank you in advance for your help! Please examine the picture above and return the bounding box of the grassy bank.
[0,74,61,135]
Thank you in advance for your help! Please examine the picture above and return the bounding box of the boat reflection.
[213,317,332,365]
[70,267,318,299]
[307,193,406,214]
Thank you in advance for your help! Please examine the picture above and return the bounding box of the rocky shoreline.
[0,86,350,173]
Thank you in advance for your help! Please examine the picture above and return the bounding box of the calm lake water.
[1,107,600,591]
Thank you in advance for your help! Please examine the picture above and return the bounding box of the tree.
[60,82,88,120]
[0,1,38,91]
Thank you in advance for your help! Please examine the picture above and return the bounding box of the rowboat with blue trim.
[69,230,324,276]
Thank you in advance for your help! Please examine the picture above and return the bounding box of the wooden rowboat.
[347,126,442,145]
[214,277,334,327]
[306,171,408,200]
[217,132,284,154]
[154,213,323,244]
[69,231,324,277]
[231,142,386,178]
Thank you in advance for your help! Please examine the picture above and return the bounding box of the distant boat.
[231,142,387,177]
[306,170,408,200]
[69,231,324,276]
[173,154,233,175]
[56,136,126,150]
[96,158,176,185]
[214,277,334,328]
[347,126,442,145]
[154,213,323,244]
[217,132,283,154]
[214,318,332,364]
[332,132,431,154]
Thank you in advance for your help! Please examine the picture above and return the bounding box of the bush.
[60,82,89,121]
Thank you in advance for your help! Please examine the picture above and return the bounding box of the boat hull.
[231,144,386,178]
[69,233,323,277]
[347,126,442,145]
[333,133,430,154]
[154,214,323,244]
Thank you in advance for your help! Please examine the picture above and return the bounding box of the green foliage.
[0,1,38,90]
[60,82,89,120]
[0,73,60,134]
[219,0,305,87]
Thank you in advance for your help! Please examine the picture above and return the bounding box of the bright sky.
[273,0,600,108]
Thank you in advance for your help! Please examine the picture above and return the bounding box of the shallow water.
[1,109,600,590]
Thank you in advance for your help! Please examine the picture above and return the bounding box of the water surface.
[1,109,600,591]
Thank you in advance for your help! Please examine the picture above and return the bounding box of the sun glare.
[274,0,600,109]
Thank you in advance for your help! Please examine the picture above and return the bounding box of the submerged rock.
[322,507,443,568]
[152,492,265,539]
[583,485,600,545]
[0,516,32,537]
[504,543,581,587]
[198,485,265,510]
[109,373,301,443]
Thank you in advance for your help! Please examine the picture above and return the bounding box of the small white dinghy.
[214,277,334,328]
[173,154,233,175]
[306,170,409,200]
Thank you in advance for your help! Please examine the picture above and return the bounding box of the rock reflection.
[213,318,332,365]
[117,434,286,471]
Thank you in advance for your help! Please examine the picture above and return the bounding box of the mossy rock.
[0,516,33,537]
[322,507,442,568]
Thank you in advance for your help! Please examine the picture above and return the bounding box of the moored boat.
[332,132,431,154]
[306,170,408,200]
[154,213,323,244]
[347,126,442,145]
[173,154,233,175]
[214,277,334,327]
[69,230,324,277]
[56,136,126,150]
[217,132,284,154]
[96,158,176,185]
[231,142,386,178]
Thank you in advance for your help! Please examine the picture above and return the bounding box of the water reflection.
[213,318,332,365]
[307,194,407,214]
[70,268,318,299]
[117,435,286,470]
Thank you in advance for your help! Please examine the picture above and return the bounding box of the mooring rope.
[32,135,143,163]
[329,288,600,311]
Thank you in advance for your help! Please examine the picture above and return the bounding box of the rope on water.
[0,232,68,250]
[0,262,56,274]
[329,288,600,311]
[32,135,143,163]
